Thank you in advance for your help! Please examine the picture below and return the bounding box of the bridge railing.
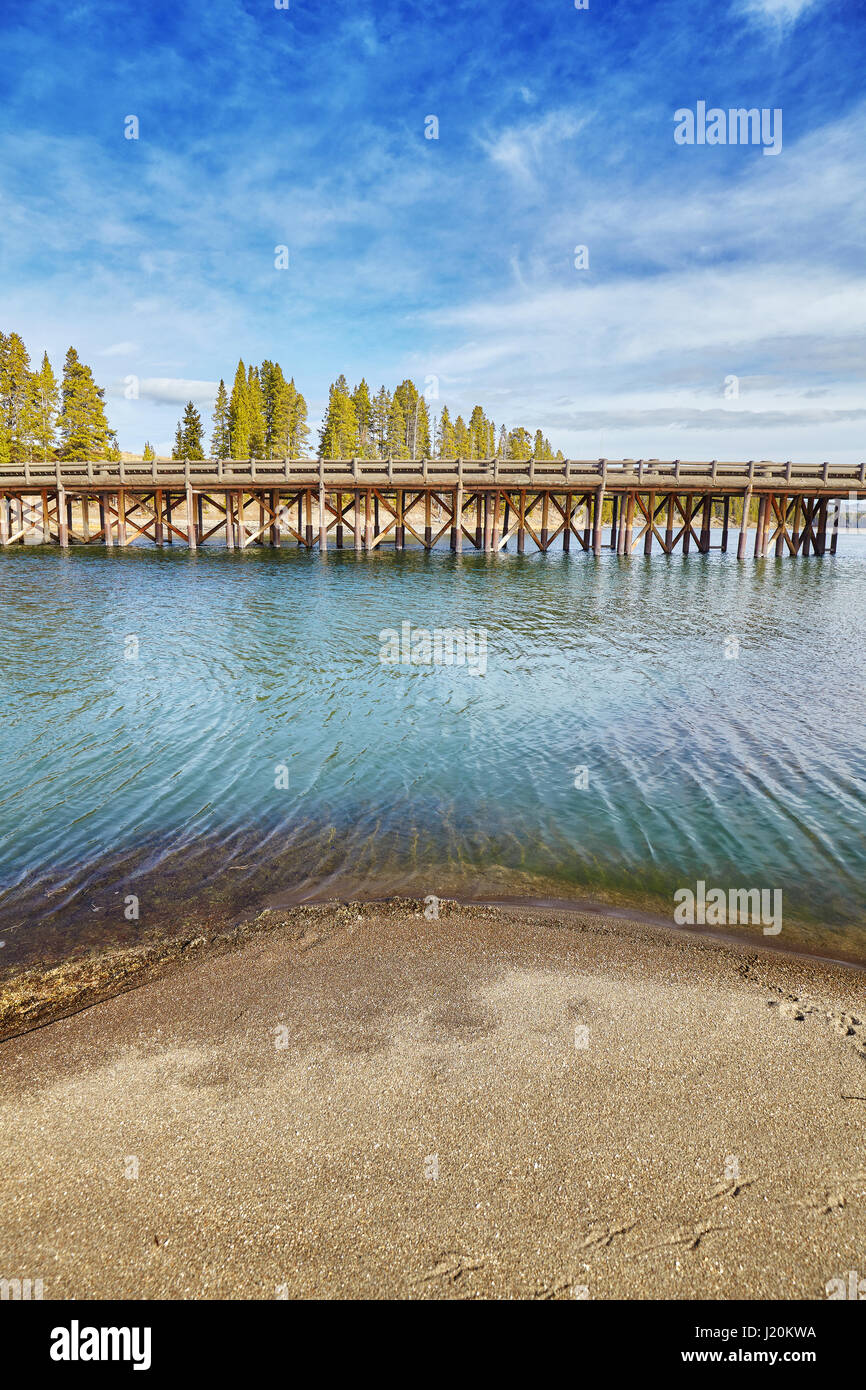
[0,458,864,488]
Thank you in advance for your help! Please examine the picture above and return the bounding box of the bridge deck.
[1,456,864,492]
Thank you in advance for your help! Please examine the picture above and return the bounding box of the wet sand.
[1,899,865,1299]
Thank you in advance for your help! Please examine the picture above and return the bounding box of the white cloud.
[136,378,219,406]
[99,341,138,357]
[734,0,822,28]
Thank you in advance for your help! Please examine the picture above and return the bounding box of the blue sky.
[1,0,864,460]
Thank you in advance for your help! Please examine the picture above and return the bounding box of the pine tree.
[436,405,456,457]
[58,347,113,460]
[229,360,252,458]
[468,405,489,460]
[143,441,155,461]
[287,380,309,455]
[1,332,34,461]
[453,414,470,457]
[392,380,430,458]
[247,365,266,457]
[497,424,508,457]
[372,386,391,456]
[171,423,184,461]
[386,390,408,458]
[211,379,231,457]
[415,395,431,458]
[28,351,59,461]
[179,401,205,459]
[352,379,374,457]
[319,376,359,457]
[507,427,533,459]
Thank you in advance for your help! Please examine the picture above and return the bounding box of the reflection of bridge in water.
[2,456,864,557]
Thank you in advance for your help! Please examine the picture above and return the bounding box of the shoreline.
[2,897,866,1298]
[3,891,866,1045]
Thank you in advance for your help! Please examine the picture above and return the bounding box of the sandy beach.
[1,899,865,1300]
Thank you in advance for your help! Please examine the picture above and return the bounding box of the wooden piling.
[592,484,604,556]
[699,495,712,553]
[721,496,730,553]
[624,492,635,554]
[518,489,526,555]
[186,485,196,550]
[57,489,68,548]
[644,492,655,556]
[737,487,751,560]
[816,496,829,556]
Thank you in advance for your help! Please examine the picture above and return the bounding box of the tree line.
[0,331,118,463]
[173,368,562,462]
[1,331,562,465]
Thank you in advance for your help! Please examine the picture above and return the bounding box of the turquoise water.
[1,534,865,970]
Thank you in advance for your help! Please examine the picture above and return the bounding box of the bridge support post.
[396,489,404,550]
[609,494,618,549]
[762,494,773,556]
[540,492,550,551]
[0,496,8,546]
[424,491,432,549]
[118,489,128,547]
[774,496,786,557]
[700,495,712,553]
[335,492,343,548]
[492,490,501,551]
[319,481,328,552]
[364,488,372,551]
[562,493,571,553]
[816,496,829,555]
[645,492,655,555]
[737,488,752,559]
[753,495,765,557]
[353,491,361,551]
[185,485,196,549]
[58,488,68,548]
[721,496,730,552]
[517,489,526,555]
[592,485,604,556]
[624,492,635,553]
[454,478,464,554]
[100,496,113,546]
[830,498,840,555]
[224,492,234,549]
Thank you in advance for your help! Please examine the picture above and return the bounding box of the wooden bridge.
[1,456,864,557]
